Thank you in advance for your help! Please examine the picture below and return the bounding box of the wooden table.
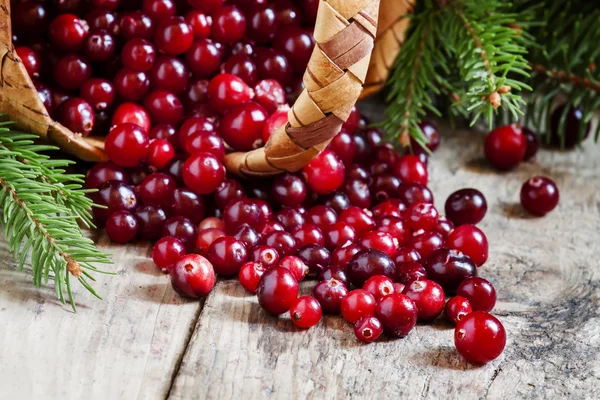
[0,105,599,399]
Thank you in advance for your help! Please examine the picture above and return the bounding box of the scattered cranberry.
[170,254,216,298]
[446,225,489,266]
[396,261,427,285]
[358,231,396,257]
[257,266,299,315]
[523,127,538,160]
[152,236,186,272]
[445,296,472,325]
[432,216,455,239]
[196,228,226,256]
[375,293,418,337]
[398,182,434,206]
[292,224,324,248]
[206,236,248,276]
[303,149,345,195]
[211,6,246,44]
[347,249,396,287]
[105,210,138,243]
[331,243,361,268]
[405,202,438,231]
[313,278,349,314]
[49,14,88,52]
[393,155,428,185]
[457,277,497,312]
[290,296,322,329]
[318,266,348,285]
[549,105,590,148]
[424,248,477,293]
[112,102,151,133]
[279,256,308,282]
[250,245,280,270]
[238,261,266,294]
[485,124,526,170]
[402,279,445,322]
[445,188,487,226]
[408,231,444,260]
[198,217,225,232]
[412,121,440,152]
[135,205,167,240]
[85,162,128,189]
[57,98,95,137]
[93,180,138,225]
[454,312,506,364]
[354,316,383,343]
[341,289,376,324]
[262,231,296,257]
[232,224,260,249]
[183,152,225,195]
[162,216,198,252]
[139,172,177,207]
[207,73,253,113]
[338,206,375,236]
[362,275,395,302]
[520,176,559,215]
[219,102,268,151]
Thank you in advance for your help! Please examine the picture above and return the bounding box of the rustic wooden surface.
[0,101,599,399]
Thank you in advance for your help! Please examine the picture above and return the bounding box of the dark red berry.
[347,249,396,288]
[549,105,591,148]
[432,216,455,239]
[359,231,396,257]
[170,254,216,298]
[338,206,375,236]
[297,244,331,275]
[353,316,383,343]
[457,277,496,312]
[341,289,376,323]
[85,162,128,189]
[446,225,489,266]
[279,256,309,282]
[393,155,428,185]
[520,176,559,215]
[318,266,348,285]
[206,236,248,276]
[219,102,268,151]
[393,246,422,266]
[152,236,186,272]
[395,261,427,285]
[207,73,252,113]
[445,296,472,325]
[412,121,440,152]
[454,312,506,364]
[105,210,138,243]
[424,248,477,293]
[262,231,297,257]
[376,217,410,246]
[93,180,137,225]
[183,152,225,195]
[290,296,322,329]
[398,182,434,206]
[211,6,246,44]
[402,279,445,321]
[523,127,538,160]
[232,224,261,249]
[374,293,418,337]
[239,261,266,294]
[408,231,444,260]
[303,149,345,195]
[195,228,226,256]
[154,16,194,55]
[49,14,88,52]
[162,216,198,252]
[250,245,280,270]
[57,98,95,137]
[291,224,324,248]
[484,124,526,170]
[139,172,177,207]
[405,202,438,231]
[313,278,349,314]
[271,174,307,208]
[223,198,262,232]
[445,188,487,226]
[257,266,299,315]
[331,243,362,268]
[105,123,149,167]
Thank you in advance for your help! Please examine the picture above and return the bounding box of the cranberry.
[372,200,405,219]
[328,130,356,166]
[183,78,210,107]
[549,105,591,148]
[520,176,559,215]
[457,277,497,312]
[375,293,418,337]
[34,82,54,114]
[250,245,280,269]
[273,26,314,72]
[352,136,371,164]
[273,0,301,28]
[49,14,88,52]
[150,56,189,94]
[195,228,226,255]
[254,48,293,86]
[144,90,184,125]
[105,123,149,167]
[207,73,252,113]
[262,231,296,257]
[12,1,50,38]
[408,231,444,259]
[343,179,371,209]
[398,182,434,206]
[424,248,477,293]
[219,102,268,150]
[57,98,95,137]
[396,261,427,285]
[257,266,299,315]
[274,207,304,231]
[412,121,441,152]
[162,155,186,184]
[446,225,488,267]
[139,172,177,207]
[324,222,356,249]
[402,279,445,321]
[105,210,138,244]
[198,217,225,232]
[331,244,362,268]
[523,127,539,160]
[162,216,198,252]
[346,164,371,182]
[445,188,487,226]
[93,181,137,225]
[211,6,246,43]
[221,54,258,86]
[185,39,223,78]
[305,205,337,230]
[370,174,402,203]
[239,261,266,294]
[183,152,225,195]
[296,244,330,275]
[83,30,116,62]
[393,155,428,185]
[135,205,167,240]
[445,296,472,325]
[339,206,375,236]
[113,69,149,101]
[154,16,194,56]
[363,275,395,302]
[54,55,92,90]
[405,203,438,232]
[253,199,272,224]
[170,254,216,298]
[223,198,262,232]
[454,312,506,364]
[484,124,526,170]
[291,224,324,247]
[290,296,322,329]
[206,236,248,276]
[120,38,155,72]
[80,78,115,111]
[342,106,361,133]
[347,249,396,288]
[262,109,288,142]
[354,316,383,343]
[146,139,175,169]
[341,289,376,323]
[86,9,118,34]
[393,246,422,265]
[376,217,410,246]
[143,0,176,22]
[86,162,128,189]
[253,79,286,114]
[152,236,186,272]
[323,191,351,214]
[112,103,151,133]
[313,278,348,313]
[231,224,259,249]
[92,0,120,11]
[128,166,152,186]
[188,0,223,13]
[15,47,41,79]
[303,149,345,195]
[432,216,455,238]
[119,11,155,40]
[318,266,348,285]
[178,117,216,147]
[279,256,309,282]
[359,231,396,257]
[185,10,211,39]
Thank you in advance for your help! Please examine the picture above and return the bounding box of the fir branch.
[0,123,112,311]
[531,64,600,95]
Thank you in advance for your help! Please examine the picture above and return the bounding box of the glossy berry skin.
[446,225,489,266]
[362,275,395,302]
[142,0,176,22]
[198,217,225,232]
[105,210,138,244]
[112,103,151,134]
[454,312,506,364]
[484,124,526,170]
[122,38,156,71]
[250,245,280,270]
[139,172,176,207]
[359,231,396,257]
[395,262,427,285]
[393,247,422,266]
[393,155,428,185]
[15,47,41,79]
[114,69,150,101]
[135,205,167,241]
[49,14,88,52]
[290,296,322,329]
[279,256,309,282]
[338,206,375,236]
[206,236,248,276]
[80,78,115,111]
[273,26,314,71]
[152,236,186,272]
[163,216,199,252]
[402,279,445,322]
[185,39,223,78]
[207,74,252,113]
[405,202,439,231]
[520,176,559,216]
[274,208,304,231]
[54,55,92,90]
[347,249,396,288]
[262,109,288,143]
[144,90,184,125]
[183,152,225,195]
[262,231,297,257]
[523,127,539,161]
[221,54,258,86]
[313,278,349,314]
[297,245,331,275]
[119,11,154,40]
[425,248,477,293]
[303,149,345,195]
[412,121,441,152]
[84,29,117,62]
[374,293,418,337]
[323,191,351,214]
[232,224,260,249]
[254,79,286,114]
[170,254,216,298]
[433,216,455,239]
[185,10,211,40]
[151,56,189,94]
[305,205,338,230]
[93,181,137,225]
[219,102,268,151]
[341,289,376,323]
[154,17,193,55]
[57,98,95,137]
[223,198,262,232]
[195,228,226,256]
[169,188,206,224]
[445,188,487,226]
[445,296,472,325]
[211,6,247,44]
[328,130,357,166]
[408,231,445,260]
[549,106,591,148]
[343,179,371,209]
[239,261,266,294]
[398,182,434,206]
[85,161,128,189]
[318,266,348,286]
[254,48,293,86]
[147,139,175,169]
[376,217,410,246]
[271,174,307,208]
[457,277,497,312]
[291,225,324,248]
[354,316,383,343]
[105,123,149,167]
[257,266,299,315]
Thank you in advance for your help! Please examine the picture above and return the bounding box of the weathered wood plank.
[0,233,200,400]
[170,123,600,399]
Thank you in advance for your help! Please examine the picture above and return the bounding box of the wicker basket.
[0,0,414,176]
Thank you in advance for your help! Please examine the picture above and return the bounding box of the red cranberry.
[221,54,258,86]
[274,207,304,230]
[34,82,54,114]
[363,275,395,302]
[396,261,427,285]
[341,289,376,323]
[86,162,128,189]
[93,181,137,225]
[239,261,266,294]
[219,102,268,151]
[445,296,472,325]
[105,210,138,244]
[290,296,322,328]
[250,245,279,270]
[195,228,226,255]
[331,243,361,268]
[291,225,324,247]
[223,198,262,232]
[83,30,116,62]
[359,231,396,257]
[346,163,370,182]
[485,124,526,170]
[80,78,115,111]
[121,38,156,72]
[185,39,223,78]
[372,199,405,219]
[92,0,120,11]
[303,149,345,195]
[170,254,216,298]
[432,216,455,239]
[152,236,186,272]
[404,202,438,231]
[328,130,357,166]
[54,55,92,90]
[188,0,223,13]
[457,277,496,312]
[324,222,356,250]
[273,26,314,72]
[371,174,402,203]
[412,121,441,152]
[162,155,186,184]
[254,48,293,86]
[408,231,445,260]
[183,78,209,106]
[549,105,591,148]
[305,205,337,230]
[135,205,167,240]
[207,73,252,113]
[446,225,488,267]
[273,0,301,28]
[139,172,177,207]
[206,236,248,276]
[147,139,175,169]
[114,69,150,101]
[212,180,245,211]
[322,192,351,215]
[347,249,396,288]
[150,56,189,94]
[398,182,434,206]
[393,155,428,185]
[86,9,118,34]
[297,244,330,275]
[198,217,225,232]
[185,10,211,39]
[393,246,422,265]
[15,47,41,79]
[342,105,360,133]
[244,4,278,43]
[279,256,309,282]
[57,98,95,137]
[232,224,260,249]
[402,279,445,321]
[49,14,88,52]
[183,152,225,195]
[343,179,371,209]
[119,11,155,40]
[523,127,539,160]
[154,16,194,55]
[354,316,383,343]
[445,188,487,226]
[105,123,149,167]
[144,90,184,125]
[376,217,410,246]
[163,216,198,252]
[112,103,151,133]
[270,174,306,208]
[262,109,288,142]
[520,176,559,215]
[257,266,299,315]
[375,293,418,337]
[185,133,226,161]
[178,117,216,147]
[318,266,348,285]
[262,231,296,257]
[143,0,176,22]
[12,1,50,38]
[211,6,246,43]
[339,206,375,236]
[424,248,477,293]
[454,312,506,364]
[313,278,348,314]
[253,79,286,114]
